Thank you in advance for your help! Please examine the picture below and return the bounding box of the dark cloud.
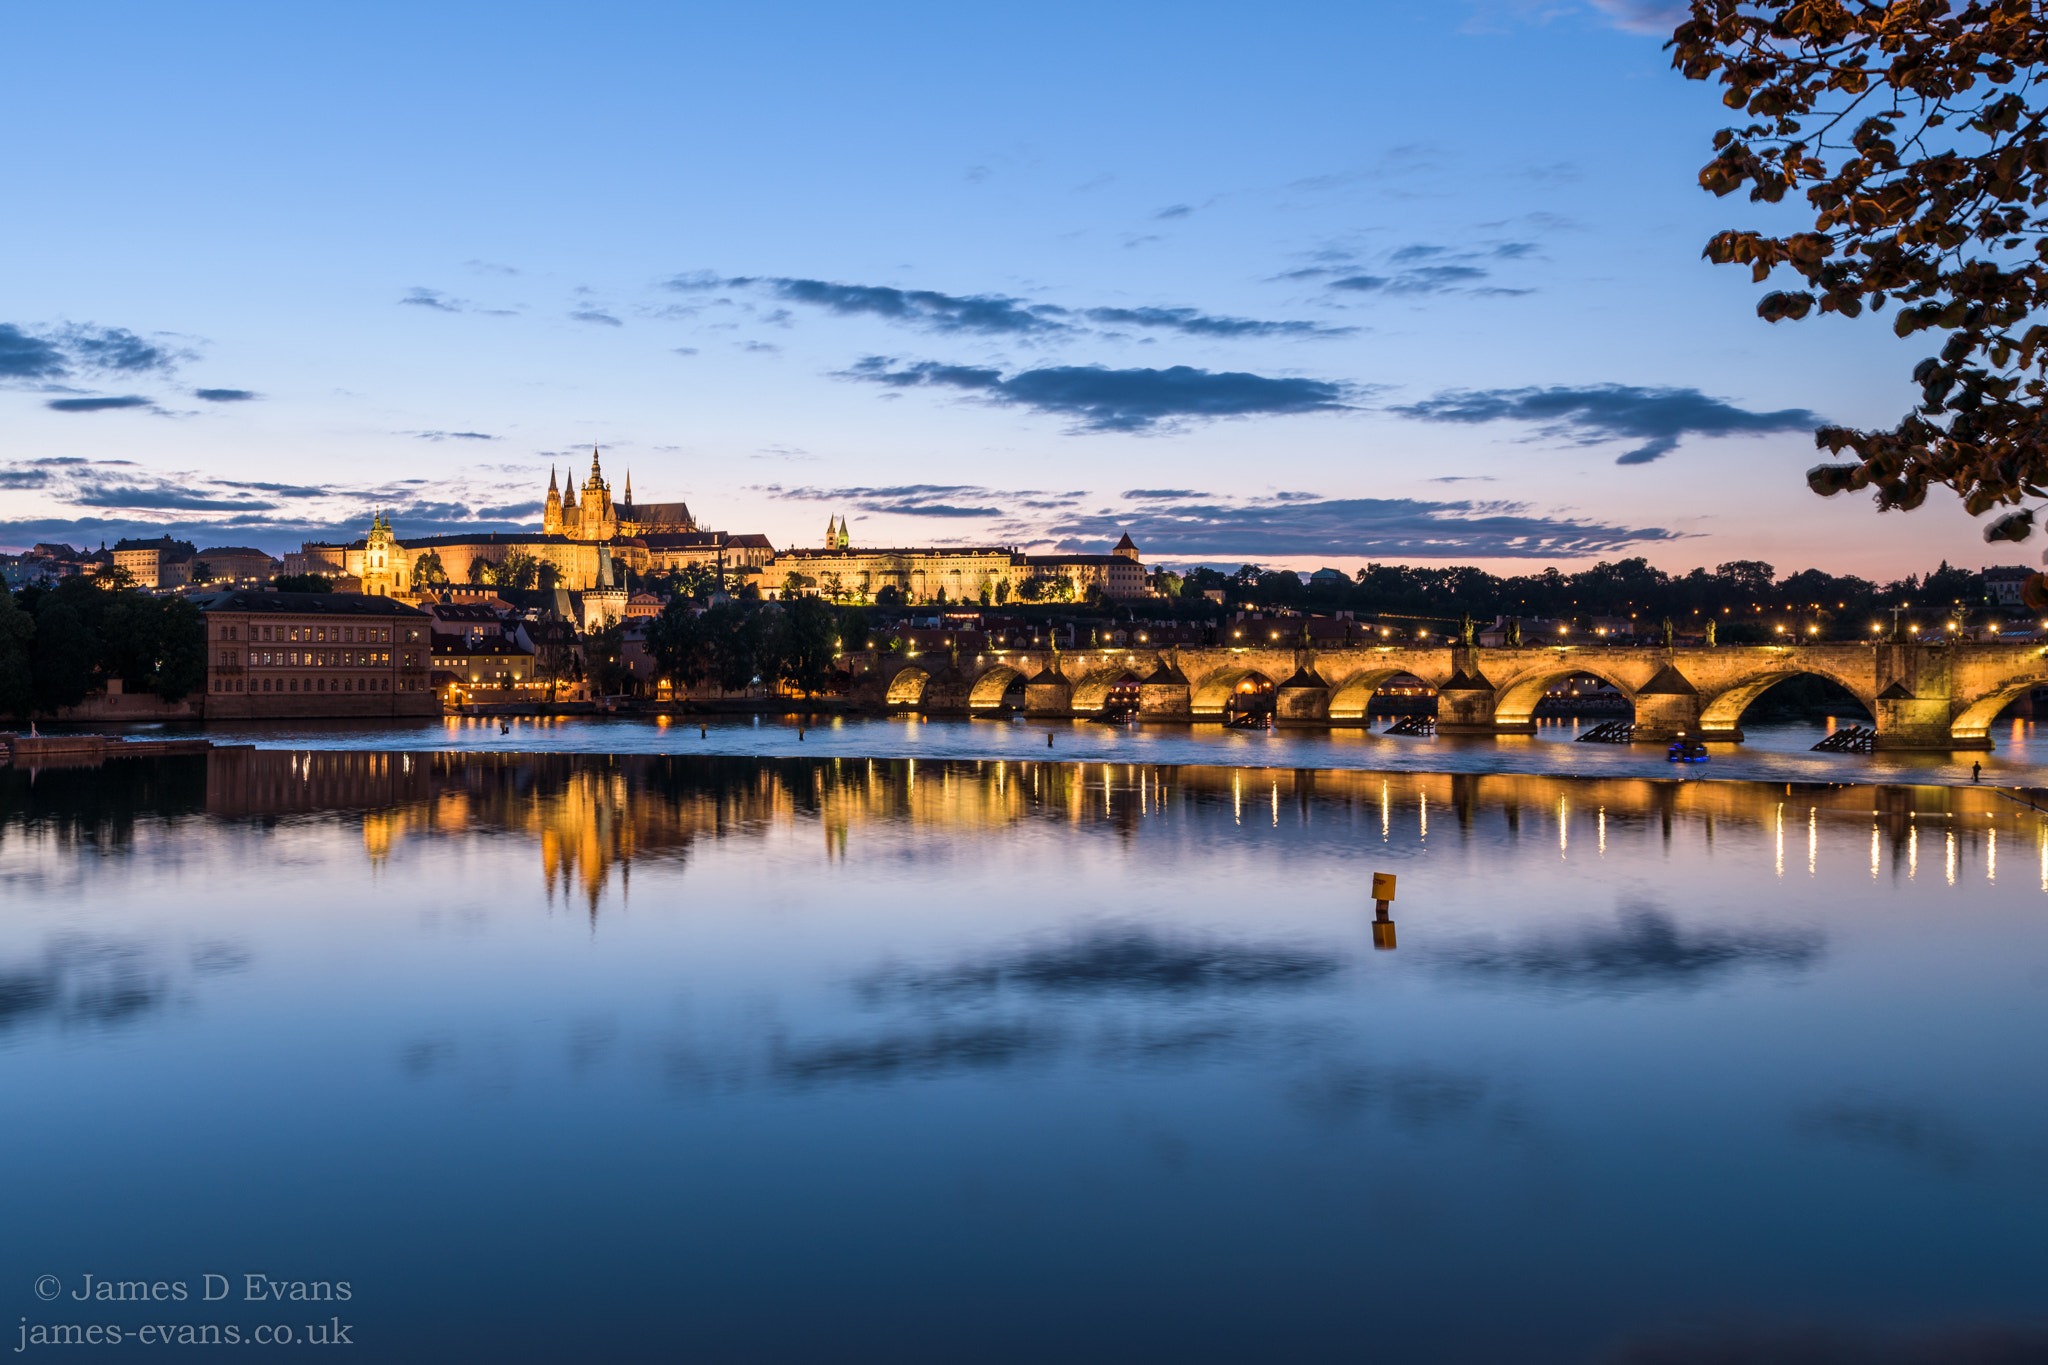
[59,325,174,373]
[0,324,71,379]
[1391,383,1822,465]
[1332,264,1491,294]
[841,357,1352,433]
[216,481,328,496]
[738,277,1062,334]
[1123,488,1206,499]
[475,501,545,519]
[1049,494,1675,559]
[706,275,1346,341]
[1436,908,1821,994]
[74,485,267,511]
[410,430,496,441]
[0,469,50,488]
[757,482,1017,519]
[860,927,1341,1003]
[193,388,257,402]
[569,309,622,327]
[47,396,154,413]
[400,288,463,312]
[1080,306,1355,339]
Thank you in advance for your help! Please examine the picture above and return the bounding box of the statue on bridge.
[1460,614,1475,648]
[1505,618,1521,647]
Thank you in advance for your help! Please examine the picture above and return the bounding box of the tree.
[874,584,903,606]
[645,597,709,695]
[585,618,631,695]
[0,589,34,721]
[1674,3,2048,539]
[91,562,136,591]
[532,620,577,701]
[777,596,837,697]
[412,551,448,586]
[189,560,212,584]
[272,573,333,593]
[703,602,768,693]
[467,556,492,585]
[496,549,539,592]
[837,606,871,653]
[1015,576,1044,602]
[782,571,808,599]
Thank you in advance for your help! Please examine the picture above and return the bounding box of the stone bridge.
[857,641,2048,750]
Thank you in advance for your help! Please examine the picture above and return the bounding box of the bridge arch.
[968,664,1025,710]
[1071,666,1144,712]
[885,666,930,707]
[1951,682,2039,746]
[1490,664,1639,728]
[1192,667,1280,715]
[1325,667,1413,721]
[1695,664,1875,733]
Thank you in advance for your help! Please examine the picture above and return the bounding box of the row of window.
[214,623,423,644]
[216,651,421,668]
[212,676,430,693]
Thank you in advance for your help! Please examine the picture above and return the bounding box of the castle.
[543,450,697,540]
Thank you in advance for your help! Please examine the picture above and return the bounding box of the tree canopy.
[1674,0,2048,539]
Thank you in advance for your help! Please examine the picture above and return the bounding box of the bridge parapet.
[859,640,2048,750]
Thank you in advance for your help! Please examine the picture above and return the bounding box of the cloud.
[1435,908,1821,994]
[0,468,51,488]
[1331,264,1491,294]
[475,501,545,518]
[0,324,69,379]
[1391,383,1822,464]
[1081,306,1355,339]
[46,396,154,413]
[1050,493,1672,559]
[1122,488,1206,499]
[739,277,1064,335]
[758,482,1015,518]
[569,309,622,327]
[217,481,327,496]
[1154,204,1194,219]
[193,388,258,402]
[840,357,1353,433]
[410,430,496,441]
[73,485,265,511]
[1587,0,1686,35]
[1,322,180,385]
[701,274,1349,341]
[400,288,463,312]
[58,325,175,374]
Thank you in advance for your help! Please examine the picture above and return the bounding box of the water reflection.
[6,752,2048,1362]
[6,752,2042,916]
[1436,906,1823,995]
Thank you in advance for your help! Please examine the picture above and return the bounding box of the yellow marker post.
[1370,872,1397,951]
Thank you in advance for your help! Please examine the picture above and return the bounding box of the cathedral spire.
[623,469,632,505]
[548,466,558,492]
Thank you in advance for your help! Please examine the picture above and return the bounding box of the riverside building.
[199,591,437,718]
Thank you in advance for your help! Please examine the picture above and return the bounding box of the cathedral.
[544,449,696,540]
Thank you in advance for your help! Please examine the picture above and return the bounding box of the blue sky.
[0,0,1999,577]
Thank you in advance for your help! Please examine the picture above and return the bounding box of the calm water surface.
[117,711,2048,786]
[4,751,2046,1361]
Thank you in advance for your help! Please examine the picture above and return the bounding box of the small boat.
[1667,737,1709,763]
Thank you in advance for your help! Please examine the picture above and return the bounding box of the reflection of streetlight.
[1807,625,1819,636]
[1871,623,1882,634]
[1775,624,1786,634]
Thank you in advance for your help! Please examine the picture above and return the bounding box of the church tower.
[580,447,615,540]
[836,517,850,550]
[544,467,563,536]
[825,515,838,549]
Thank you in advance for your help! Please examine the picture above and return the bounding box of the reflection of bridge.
[863,642,2048,750]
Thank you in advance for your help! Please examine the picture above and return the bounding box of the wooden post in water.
[1371,871,1397,950]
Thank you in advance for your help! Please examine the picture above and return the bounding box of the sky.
[0,0,2012,579]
